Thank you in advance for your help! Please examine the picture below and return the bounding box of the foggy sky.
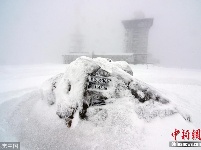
[0,0,201,68]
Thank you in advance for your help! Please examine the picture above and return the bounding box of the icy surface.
[41,57,135,124]
[0,63,200,150]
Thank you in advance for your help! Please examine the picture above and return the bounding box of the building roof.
[63,52,91,56]
[94,53,134,56]
[63,52,148,56]
[122,18,153,29]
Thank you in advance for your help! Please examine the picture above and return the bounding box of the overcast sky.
[0,0,201,68]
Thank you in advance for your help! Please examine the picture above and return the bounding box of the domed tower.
[122,18,153,64]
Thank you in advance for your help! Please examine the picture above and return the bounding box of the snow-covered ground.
[131,65,201,128]
[0,64,200,150]
[0,64,66,104]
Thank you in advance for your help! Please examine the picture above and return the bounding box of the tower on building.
[122,18,153,63]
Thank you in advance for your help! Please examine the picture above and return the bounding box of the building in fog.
[63,17,153,64]
[122,18,153,63]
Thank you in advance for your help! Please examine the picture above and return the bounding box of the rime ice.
[41,56,190,127]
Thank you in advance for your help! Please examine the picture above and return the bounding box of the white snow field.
[0,62,201,150]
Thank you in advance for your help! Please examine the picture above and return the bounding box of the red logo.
[172,129,201,141]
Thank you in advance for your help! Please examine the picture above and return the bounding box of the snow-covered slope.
[131,65,201,128]
[0,63,200,150]
[0,64,66,104]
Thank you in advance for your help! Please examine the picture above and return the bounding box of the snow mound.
[41,56,190,127]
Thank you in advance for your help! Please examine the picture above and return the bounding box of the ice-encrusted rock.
[41,73,63,105]
[41,56,190,127]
